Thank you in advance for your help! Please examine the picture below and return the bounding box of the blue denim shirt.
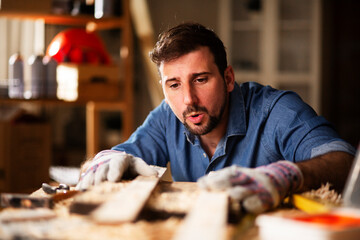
[112,82,355,181]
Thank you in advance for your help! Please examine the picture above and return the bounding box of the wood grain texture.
[172,191,229,240]
[91,167,166,223]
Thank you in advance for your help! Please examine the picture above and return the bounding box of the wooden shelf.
[0,98,127,109]
[0,0,134,157]
[0,12,125,30]
[220,0,321,113]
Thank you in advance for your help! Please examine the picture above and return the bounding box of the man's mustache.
[183,105,208,117]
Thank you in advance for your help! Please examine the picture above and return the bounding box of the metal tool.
[42,183,70,194]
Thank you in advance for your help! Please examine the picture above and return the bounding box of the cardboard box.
[57,63,121,102]
[0,115,51,193]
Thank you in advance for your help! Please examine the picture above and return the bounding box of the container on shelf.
[43,56,58,99]
[28,55,46,99]
[8,53,24,99]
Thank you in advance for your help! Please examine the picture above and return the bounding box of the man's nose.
[183,84,198,105]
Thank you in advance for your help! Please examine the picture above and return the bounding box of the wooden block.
[0,208,56,223]
[56,63,122,101]
[91,167,166,223]
[0,121,51,193]
[57,63,120,84]
[172,191,229,240]
[70,181,132,215]
[57,82,122,102]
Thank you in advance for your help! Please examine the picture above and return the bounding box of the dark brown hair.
[149,22,228,77]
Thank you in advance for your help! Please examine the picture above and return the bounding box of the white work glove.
[197,161,303,214]
[76,150,158,190]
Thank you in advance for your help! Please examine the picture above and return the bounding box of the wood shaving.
[302,182,342,206]
[145,181,200,213]
[72,181,130,205]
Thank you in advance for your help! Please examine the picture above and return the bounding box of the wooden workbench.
[0,179,341,240]
[0,180,255,239]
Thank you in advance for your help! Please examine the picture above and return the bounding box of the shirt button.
[203,153,207,158]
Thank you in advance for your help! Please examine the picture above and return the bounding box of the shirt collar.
[184,83,247,145]
[226,83,247,136]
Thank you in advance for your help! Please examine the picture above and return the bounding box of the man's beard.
[182,91,228,136]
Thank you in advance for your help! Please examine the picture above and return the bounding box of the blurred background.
[0,0,359,192]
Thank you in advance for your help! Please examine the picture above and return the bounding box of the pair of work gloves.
[76,150,303,214]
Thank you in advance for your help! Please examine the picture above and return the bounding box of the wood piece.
[70,181,131,215]
[86,101,99,157]
[1,193,52,209]
[91,167,166,223]
[172,191,229,240]
[0,208,56,223]
[145,182,199,214]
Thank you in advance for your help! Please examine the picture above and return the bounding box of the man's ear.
[224,66,235,92]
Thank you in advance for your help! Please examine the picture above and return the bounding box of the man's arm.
[198,151,355,213]
[296,151,354,193]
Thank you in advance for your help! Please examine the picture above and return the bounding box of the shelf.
[222,0,321,112]
[0,11,125,30]
[0,98,128,110]
[0,98,129,158]
[0,0,134,158]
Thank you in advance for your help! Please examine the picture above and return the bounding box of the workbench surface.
[0,180,340,240]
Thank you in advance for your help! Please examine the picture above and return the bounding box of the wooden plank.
[173,191,229,240]
[0,12,125,29]
[91,167,166,223]
[86,101,99,158]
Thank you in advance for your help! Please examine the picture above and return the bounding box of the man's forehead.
[159,48,216,79]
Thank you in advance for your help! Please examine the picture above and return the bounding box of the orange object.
[46,28,111,65]
[257,212,360,240]
[293,213,360,230]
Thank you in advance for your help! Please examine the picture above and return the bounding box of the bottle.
[8,53,24,99]
[28,54,46,99]
[43,56,58,98]
[94,0,114,19]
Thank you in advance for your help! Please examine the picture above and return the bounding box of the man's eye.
[169,83,180,89]
[195,77,207,83]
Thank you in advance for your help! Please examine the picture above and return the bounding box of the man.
[76,23,355,213]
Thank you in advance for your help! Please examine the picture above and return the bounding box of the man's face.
[160,46,234,136]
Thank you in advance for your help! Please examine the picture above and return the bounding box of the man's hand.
[197,161,303,214]
[76,150,158,190]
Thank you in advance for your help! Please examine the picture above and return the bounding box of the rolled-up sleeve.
[265,91,355,161]
[310,140,356,158]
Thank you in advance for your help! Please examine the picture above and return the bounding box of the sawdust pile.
[302,182,342,206]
